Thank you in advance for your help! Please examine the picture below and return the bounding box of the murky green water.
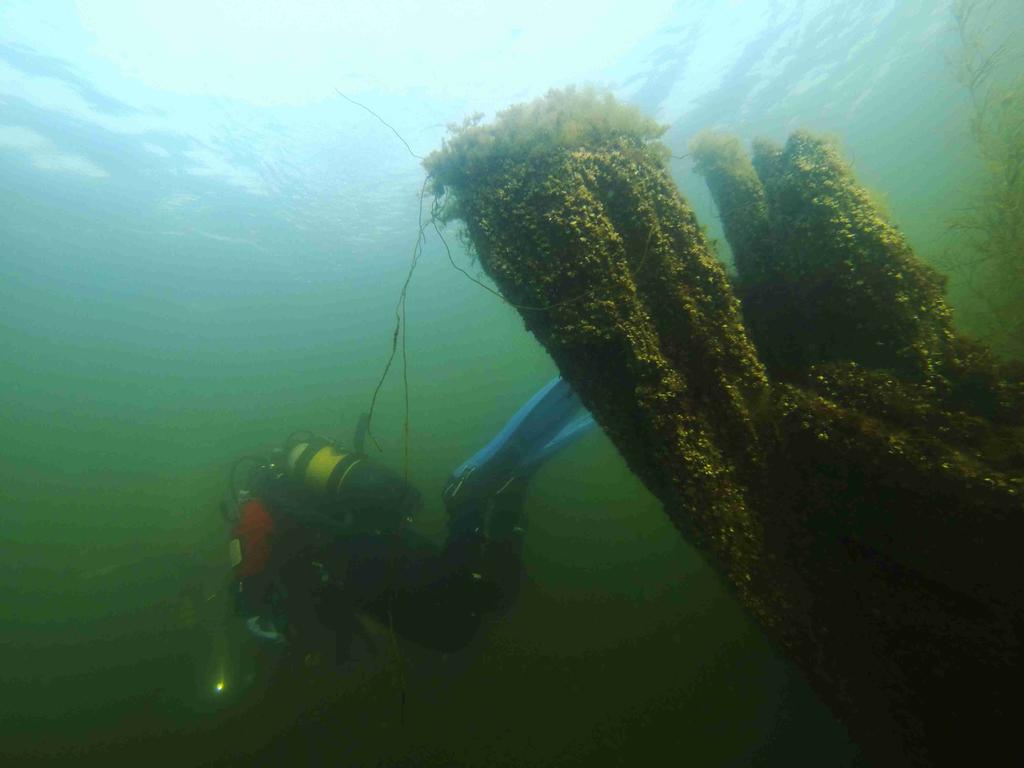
[2,1,1021,765]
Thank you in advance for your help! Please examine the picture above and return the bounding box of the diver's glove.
[245,614,286,644]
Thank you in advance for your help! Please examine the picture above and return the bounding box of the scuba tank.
[281,432,420,535]
[223,420,420,550]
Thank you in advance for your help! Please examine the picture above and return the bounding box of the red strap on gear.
[232,498,275,577]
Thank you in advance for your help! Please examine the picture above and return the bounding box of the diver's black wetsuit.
[232,377,594,664]
[235,462,528,662]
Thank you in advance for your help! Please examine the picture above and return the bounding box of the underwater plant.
[426,87,1023,768]
[945,0,1024,359]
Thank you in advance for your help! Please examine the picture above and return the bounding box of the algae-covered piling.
[691,130,954,384]
[426,88,1022,767]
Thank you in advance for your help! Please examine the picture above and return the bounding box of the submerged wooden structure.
[425,89,1023,767]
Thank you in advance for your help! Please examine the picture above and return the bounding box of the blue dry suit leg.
[442,376,596,543]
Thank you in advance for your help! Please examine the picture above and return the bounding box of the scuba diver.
[224,376,595,668]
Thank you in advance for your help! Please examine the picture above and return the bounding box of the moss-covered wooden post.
[425,88,1023,767]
